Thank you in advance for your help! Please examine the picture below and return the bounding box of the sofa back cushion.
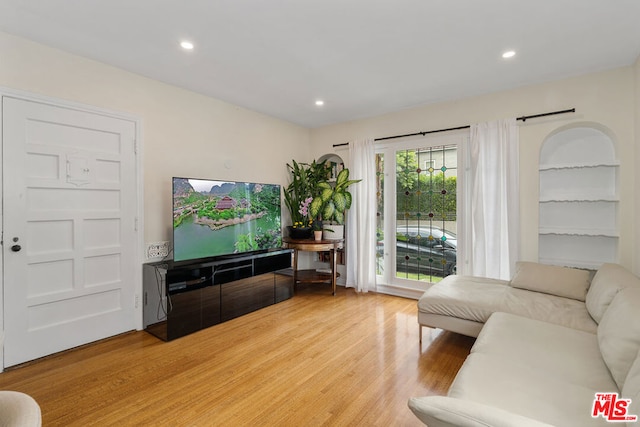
[509,262,591,301]
[598,287,640,390]
[587,263,640,323]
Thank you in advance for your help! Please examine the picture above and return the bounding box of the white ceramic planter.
[323,224,344,240]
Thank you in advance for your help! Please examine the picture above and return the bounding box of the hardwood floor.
[0,284,474,426]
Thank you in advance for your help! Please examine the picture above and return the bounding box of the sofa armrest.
[0,391,41,427]
[408,396,553,427]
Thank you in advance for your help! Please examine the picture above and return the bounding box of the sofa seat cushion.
[418,276,509,323]
[449,354,613,427]
[448,313,618,427]
[472,313,616,390]
[418,275,597,333]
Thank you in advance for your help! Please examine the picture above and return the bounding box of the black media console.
[143,249,293,341]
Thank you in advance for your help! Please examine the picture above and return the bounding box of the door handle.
[11,244,21,252]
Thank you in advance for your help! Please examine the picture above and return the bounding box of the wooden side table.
[282,237,345,295]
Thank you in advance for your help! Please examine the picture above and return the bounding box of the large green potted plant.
[309,168,361,239]
[284,159,329,238]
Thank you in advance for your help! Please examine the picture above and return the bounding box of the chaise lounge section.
[417,261,605,339]
[409,262,640,426]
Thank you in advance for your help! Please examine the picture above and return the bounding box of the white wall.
[311,66,637,273]
[1,31,637,274]
[635,56,640,274]
[0,32,311,247]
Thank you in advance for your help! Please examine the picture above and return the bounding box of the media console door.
[167,285,221,341]
[221,274,278,321]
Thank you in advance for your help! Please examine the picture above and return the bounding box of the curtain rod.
[332,108,575,147]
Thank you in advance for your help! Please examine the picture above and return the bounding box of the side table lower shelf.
[279,267,341,290]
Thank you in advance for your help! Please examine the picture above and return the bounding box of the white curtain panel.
[346,138,377,292]
[465,119,520,280]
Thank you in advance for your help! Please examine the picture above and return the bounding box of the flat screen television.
[172,177,282,263]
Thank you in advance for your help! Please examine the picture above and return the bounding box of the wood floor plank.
[0,284,474,426]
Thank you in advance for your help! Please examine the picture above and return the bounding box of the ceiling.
[1,1,640,128]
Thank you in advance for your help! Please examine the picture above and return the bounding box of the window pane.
[375,153,384,276]
[396,145,457,282]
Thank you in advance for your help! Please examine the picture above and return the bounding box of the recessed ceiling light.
[315,100,324,106]
[502,50,516,59]
[180,41,194,50]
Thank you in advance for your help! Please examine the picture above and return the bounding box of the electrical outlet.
[146,241,170,259]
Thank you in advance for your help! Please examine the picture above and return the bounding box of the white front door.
[2,96,138,367]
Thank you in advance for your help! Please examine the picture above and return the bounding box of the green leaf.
[310,197,323,218]
[332,192,346,211]
[321,188,333,202]
[336,169,349,186]
[344,191,352,210]
[323,201,335,219]
[339,179,362,191]
[334,211,344,225]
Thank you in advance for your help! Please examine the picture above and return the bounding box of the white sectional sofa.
[409,262,640,427]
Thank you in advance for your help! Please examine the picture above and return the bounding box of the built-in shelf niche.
[538,126,618,269]
[318,153,345,182]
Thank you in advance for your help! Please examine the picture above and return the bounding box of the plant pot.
[323,224,344,240]
[287,226,312,239]
[313,230,323,241]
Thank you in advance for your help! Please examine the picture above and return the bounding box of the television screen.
[172,177,282,263]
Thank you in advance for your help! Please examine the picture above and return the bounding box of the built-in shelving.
[538,160,619,171]
[538,228,618,237]
[539,196,619,203]
[538,126,618,268]
[318,153,345,183]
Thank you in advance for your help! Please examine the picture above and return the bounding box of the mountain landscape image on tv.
[173,177,282,262]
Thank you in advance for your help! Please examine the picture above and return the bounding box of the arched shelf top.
[318,153,344,182]
[540,126,616,167]
[318,153,343,164]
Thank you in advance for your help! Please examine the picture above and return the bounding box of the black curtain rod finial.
[516,108,575,123]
